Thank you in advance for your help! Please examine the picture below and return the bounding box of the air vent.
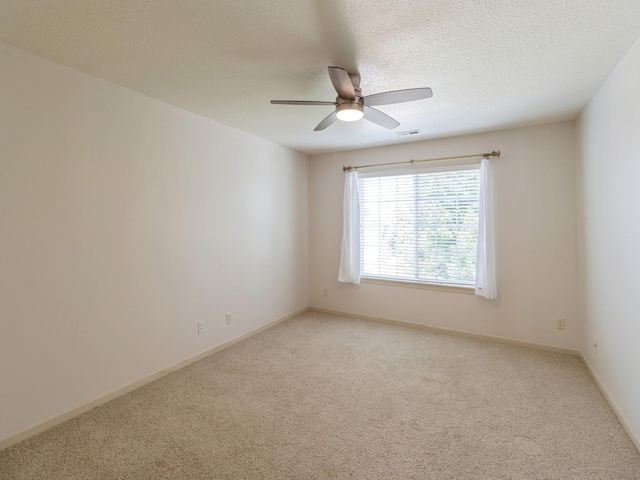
[396,129,421,136]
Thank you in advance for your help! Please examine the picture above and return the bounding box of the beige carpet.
[1,311,639,479]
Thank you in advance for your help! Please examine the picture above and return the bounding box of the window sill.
[361,276,475,295]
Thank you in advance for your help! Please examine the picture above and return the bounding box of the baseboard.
[580,354,640,453]
[6,306,636,456]
[309,307,640,452]
[0,306,308,452]
[309,306,580,356]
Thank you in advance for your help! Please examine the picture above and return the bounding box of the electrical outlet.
[198,320,205,335]
[556,318,565,330]
[226,312,232,325]
[323,288,328,297]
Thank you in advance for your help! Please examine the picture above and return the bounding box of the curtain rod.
[342,150,501,172]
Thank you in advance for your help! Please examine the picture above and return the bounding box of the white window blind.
[358,164,480,286]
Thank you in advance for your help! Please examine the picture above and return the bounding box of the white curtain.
[338,171,361,284]
[475,159,497,299]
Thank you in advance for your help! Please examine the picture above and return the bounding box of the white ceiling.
[1,1,639,155]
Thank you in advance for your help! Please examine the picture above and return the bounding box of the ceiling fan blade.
[363,87,433,107]
[328,67,356,100]
[314,111,338,131]
[363,106,400,129]
[271,100,336,106]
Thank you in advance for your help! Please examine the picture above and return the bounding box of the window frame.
[357,159,481,291]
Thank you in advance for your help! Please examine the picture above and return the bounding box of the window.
[358,163,480,287]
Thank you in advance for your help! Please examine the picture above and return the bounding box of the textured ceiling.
[1,1,639,155]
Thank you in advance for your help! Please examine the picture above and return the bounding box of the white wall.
[576,36,640,445]
[310,122,578,349]
[0,42,309,443]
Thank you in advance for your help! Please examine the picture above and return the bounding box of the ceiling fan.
[271,66,433,131]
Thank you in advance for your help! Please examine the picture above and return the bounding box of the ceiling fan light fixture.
[336,102,364,122]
